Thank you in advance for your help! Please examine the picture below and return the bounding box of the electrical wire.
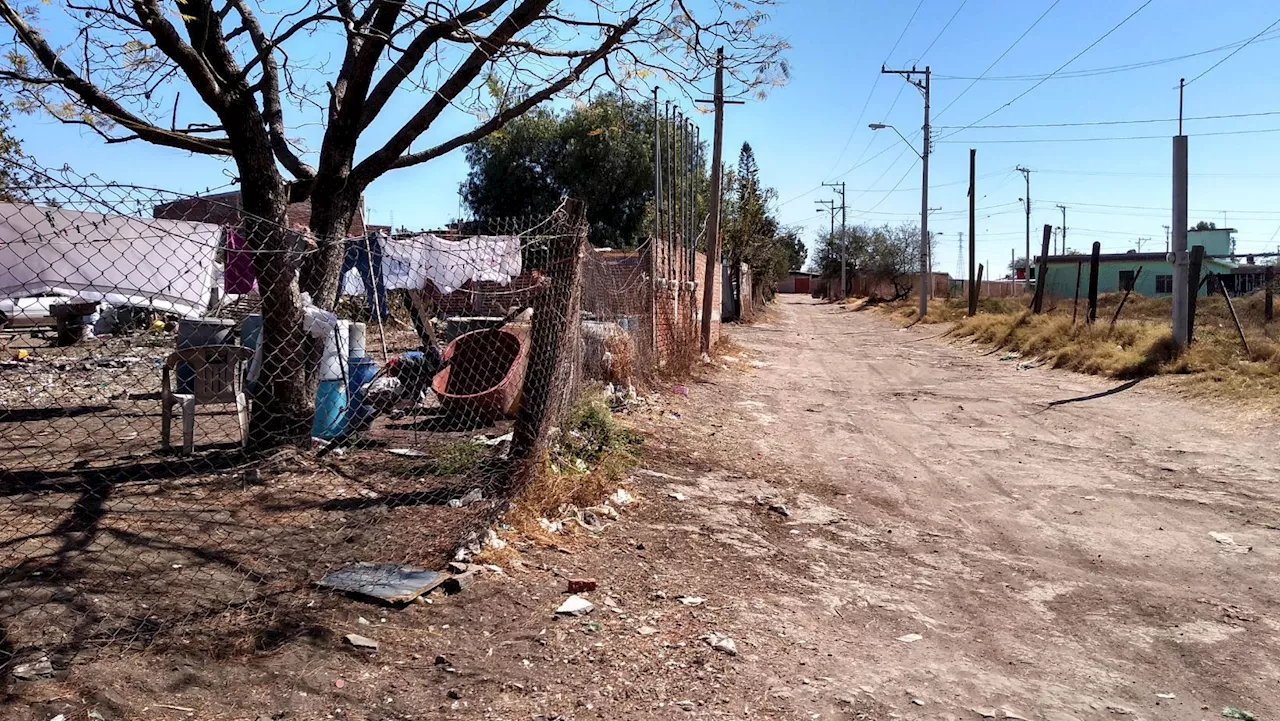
[935,109,1280,130]
[920,0,969,60]
[938,0,1155,139]
[937,126,1280,144]
[1184,16,1280,86]
[934,29,1280,82]
[824,0,927,177]
[932,0,1063,121]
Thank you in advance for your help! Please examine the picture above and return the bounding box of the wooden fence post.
[1266,265,1274,322]
[1072,260,1083,324]
[1032,224,1052,314]
[1109,266,1142,328]
[1087,241,1101,324]
[975,264,984,307]
[1187,245,1204,344]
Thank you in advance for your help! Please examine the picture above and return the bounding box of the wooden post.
[1109,266,1143,328]
[975,263,984,306]
[1217,273,1250,357]
[968,148,977,317]
[1032,223,1052,313]
[1187,245,1204,344]
[1265,265,1274,322]
[1087,241,1101,324]
[1072,260,1083,324]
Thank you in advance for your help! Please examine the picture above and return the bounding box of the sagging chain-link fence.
[0,157,628,674]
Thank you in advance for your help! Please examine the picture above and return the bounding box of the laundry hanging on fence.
[0,201,221,318]
[341,233,522,296]
[338,233,388,319]
[222,227,258,294]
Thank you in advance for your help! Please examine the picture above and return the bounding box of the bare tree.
[0,0,787,446]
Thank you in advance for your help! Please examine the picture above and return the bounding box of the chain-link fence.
[0,158,596,675]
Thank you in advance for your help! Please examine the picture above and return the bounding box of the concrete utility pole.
[881,65,931,318]
[1017,165,1031,293]
[697,48,742,355]
[823,182,847,299]
[1171,78,1190,350]
[1055,204,1067,251]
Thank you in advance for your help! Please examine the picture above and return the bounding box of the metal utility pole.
[1163,224,1171,252]
[1172,77,1190,350]
[823,182,847,299]
[882,65,931,318]
[956,232,965,280]
[1017,165,1031,293]
[653,87,662,245]
[696,48,742,354]
[1055,204,1067,251]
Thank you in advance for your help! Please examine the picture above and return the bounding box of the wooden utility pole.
[968,148,977,316]
[1032,224,1051,313]
[698,48,741,354]
[1087,241,1101,323]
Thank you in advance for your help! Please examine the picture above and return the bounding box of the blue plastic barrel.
[313,379,348,440]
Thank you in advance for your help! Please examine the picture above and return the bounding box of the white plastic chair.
[161,346,253,455]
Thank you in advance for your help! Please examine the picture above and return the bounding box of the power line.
[932,0,1063,121]
[1184,16,1280,86]
[1035,167,1280,178]
[920,0,969,59]
[825,0,927,176]
[938,126,1280,144]
[935,109,1280,130]
[940,0,1155,140]
[933,29,1280,82]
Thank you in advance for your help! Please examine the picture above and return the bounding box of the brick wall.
[153,191,367,237]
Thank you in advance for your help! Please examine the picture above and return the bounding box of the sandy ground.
[12,294,1278,720]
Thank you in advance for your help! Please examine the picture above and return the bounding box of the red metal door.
[795,276,810,294]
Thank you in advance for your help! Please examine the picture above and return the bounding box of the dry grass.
[889,289,1280,401]
[502,388,642,544]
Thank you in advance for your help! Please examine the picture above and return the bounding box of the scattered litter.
[538,517,564,534]
[668,492,687,501]
[344,633,379,650]
[768,503,790,518]
[912,698,925,706]
[334,679,344,689]
[674,385,689,398]
[1156,693,1175,700]
[443,570,479,594]
[387,448,429,457]
[972,708,997,719]
[896,633,923,643]
[48,715,66,721]
[609,488,636,507]
[567,578,598,593]
[677,596,705,606]
[555,595,594,616]
[583,622,602,634]
[1209,532,1252,553]
[11,656,53,680]
[998,352,1021,361]
[155,704,196,712]
[448,488,484,508]
[637,626,659,636]
[434,654,451,666]
[472,432,513,446]
[317,563,444,604]
[1105,706,1132,716]
[700,353,713,364]
[357,616,371,626]
[484,529,507,551]
[703,633,738,656]
[1222,708,1257,721]
[1004,709,1030,720]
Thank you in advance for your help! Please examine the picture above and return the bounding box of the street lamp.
[870,122,929,315]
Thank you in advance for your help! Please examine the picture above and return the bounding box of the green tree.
[0,100,29,201]
[462,94,657,248]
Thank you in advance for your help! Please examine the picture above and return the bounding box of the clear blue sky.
[11,0,1280,277]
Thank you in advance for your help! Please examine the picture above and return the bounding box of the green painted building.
[1036,228,1237,299]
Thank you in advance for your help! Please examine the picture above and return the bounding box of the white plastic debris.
[668,492,687,502]
[1209,531,1251,553]
[609,488,636,507]
[677,596,705,606]
[555,595,595,616]
[703,633,738,656]
[896,633,923,643]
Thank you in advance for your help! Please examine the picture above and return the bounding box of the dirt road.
[614,294,1279,720]
[30,295,1277,720]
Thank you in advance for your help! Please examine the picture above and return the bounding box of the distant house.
[154,190,367,237]
[776,271,817,294]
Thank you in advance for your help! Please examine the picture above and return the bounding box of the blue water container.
[345,356,379,428]
[313,379,348,440]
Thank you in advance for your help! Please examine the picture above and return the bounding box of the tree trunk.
[238,160,313,449]
[301,179,363,309]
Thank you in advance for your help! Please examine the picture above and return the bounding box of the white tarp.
[341,233,522,297]
[0,202,221,318]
